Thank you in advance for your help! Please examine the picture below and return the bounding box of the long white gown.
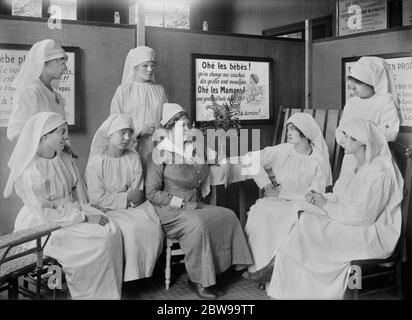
[7,79,66,141]
[244,143,329,273]
[14,153,123,300]
[85,150,164,282]
[110,82,167,165]
[268,156,401,299]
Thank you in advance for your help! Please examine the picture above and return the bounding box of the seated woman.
[85,114,164,282]
[267,119,403,299]
[241,113,332,284]
[145,103,253,299]
[3,112,123,299]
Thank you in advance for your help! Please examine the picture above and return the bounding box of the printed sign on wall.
[192,54,274,124]
[337,0,388,36]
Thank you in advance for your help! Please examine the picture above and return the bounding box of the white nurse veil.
[12,39,66,99]
[4,112,66,198]
[120,46,156,84]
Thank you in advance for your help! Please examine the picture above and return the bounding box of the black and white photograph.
[0,0,411,314]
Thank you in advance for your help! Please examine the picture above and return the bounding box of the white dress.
[268,156,401,299]
[7,79,66,141]
[244,143,329,273]
[85,150,164,282]
[14,153,123,300]
[110,81,167,165]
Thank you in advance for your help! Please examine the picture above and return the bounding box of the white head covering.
[160,103,187,126]
[12,39,66,98]
[336,118,403,201]
[88,114,136,164]
[121,46,156,84]
[349,56,400,108]
[286,113,332,185]
[4,112,66,198]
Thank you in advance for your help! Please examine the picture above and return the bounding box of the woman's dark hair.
[347,76,373,88]
[286,123,305,138]
[163,111,190,130]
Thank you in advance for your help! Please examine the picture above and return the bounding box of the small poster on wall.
[403,0,412,26]
[337,0,388,36]
[342,53,412,131]
[192,54,274,125]
[0,44,80,129]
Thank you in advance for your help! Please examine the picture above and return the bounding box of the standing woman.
[85,114,164,282]
[145,103,252,299]
[110,46,168,167]
[4,112,123,299]
[7,39,68,141]
[340,56,401,174]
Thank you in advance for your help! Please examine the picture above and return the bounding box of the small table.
[208,164,249,227]
[0,223,61,299]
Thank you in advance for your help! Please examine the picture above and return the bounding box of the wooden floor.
[0,263,401,300]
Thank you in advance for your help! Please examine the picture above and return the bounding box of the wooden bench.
[0,223,61,299]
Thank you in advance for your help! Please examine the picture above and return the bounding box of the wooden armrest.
[350,252,399,266]
[0,224,61,250]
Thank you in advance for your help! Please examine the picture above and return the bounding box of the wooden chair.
[347,141,411,299]
[164,238,185,290]
[0,223,61,299]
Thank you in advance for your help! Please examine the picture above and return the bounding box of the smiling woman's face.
[134,61,156,82]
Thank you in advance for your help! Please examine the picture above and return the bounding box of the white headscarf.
[88,114,136,164]
[336,118,403,196]
[160,103,186,126]
[4,112,66,198]
[12,39,66,99]
[349,56,400,108]
[286,113,332,184]
[121,46,156,84]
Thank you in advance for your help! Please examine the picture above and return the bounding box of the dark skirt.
[155,202,253,287]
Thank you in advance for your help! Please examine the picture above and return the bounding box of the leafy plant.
[200,92,242,132]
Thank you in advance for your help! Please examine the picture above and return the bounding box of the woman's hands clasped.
[85,214,110,226]
[305,190,327,208]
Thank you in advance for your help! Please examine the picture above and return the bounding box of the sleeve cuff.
[170,196,184,208]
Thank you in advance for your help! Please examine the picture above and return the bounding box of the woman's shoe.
[188,280,217,299]
[241,264,274,283]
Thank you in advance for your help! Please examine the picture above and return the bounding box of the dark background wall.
[312,27,412,109]
[0,17,136,235]
[146,27,305,150]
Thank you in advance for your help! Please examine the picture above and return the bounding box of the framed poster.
[342,53,412,132]
[403,0,412,26]
[0,43,81,130]
[337,0,388,36]
[191,53,274,126]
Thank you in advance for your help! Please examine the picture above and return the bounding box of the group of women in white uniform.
[3,38,404,300]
